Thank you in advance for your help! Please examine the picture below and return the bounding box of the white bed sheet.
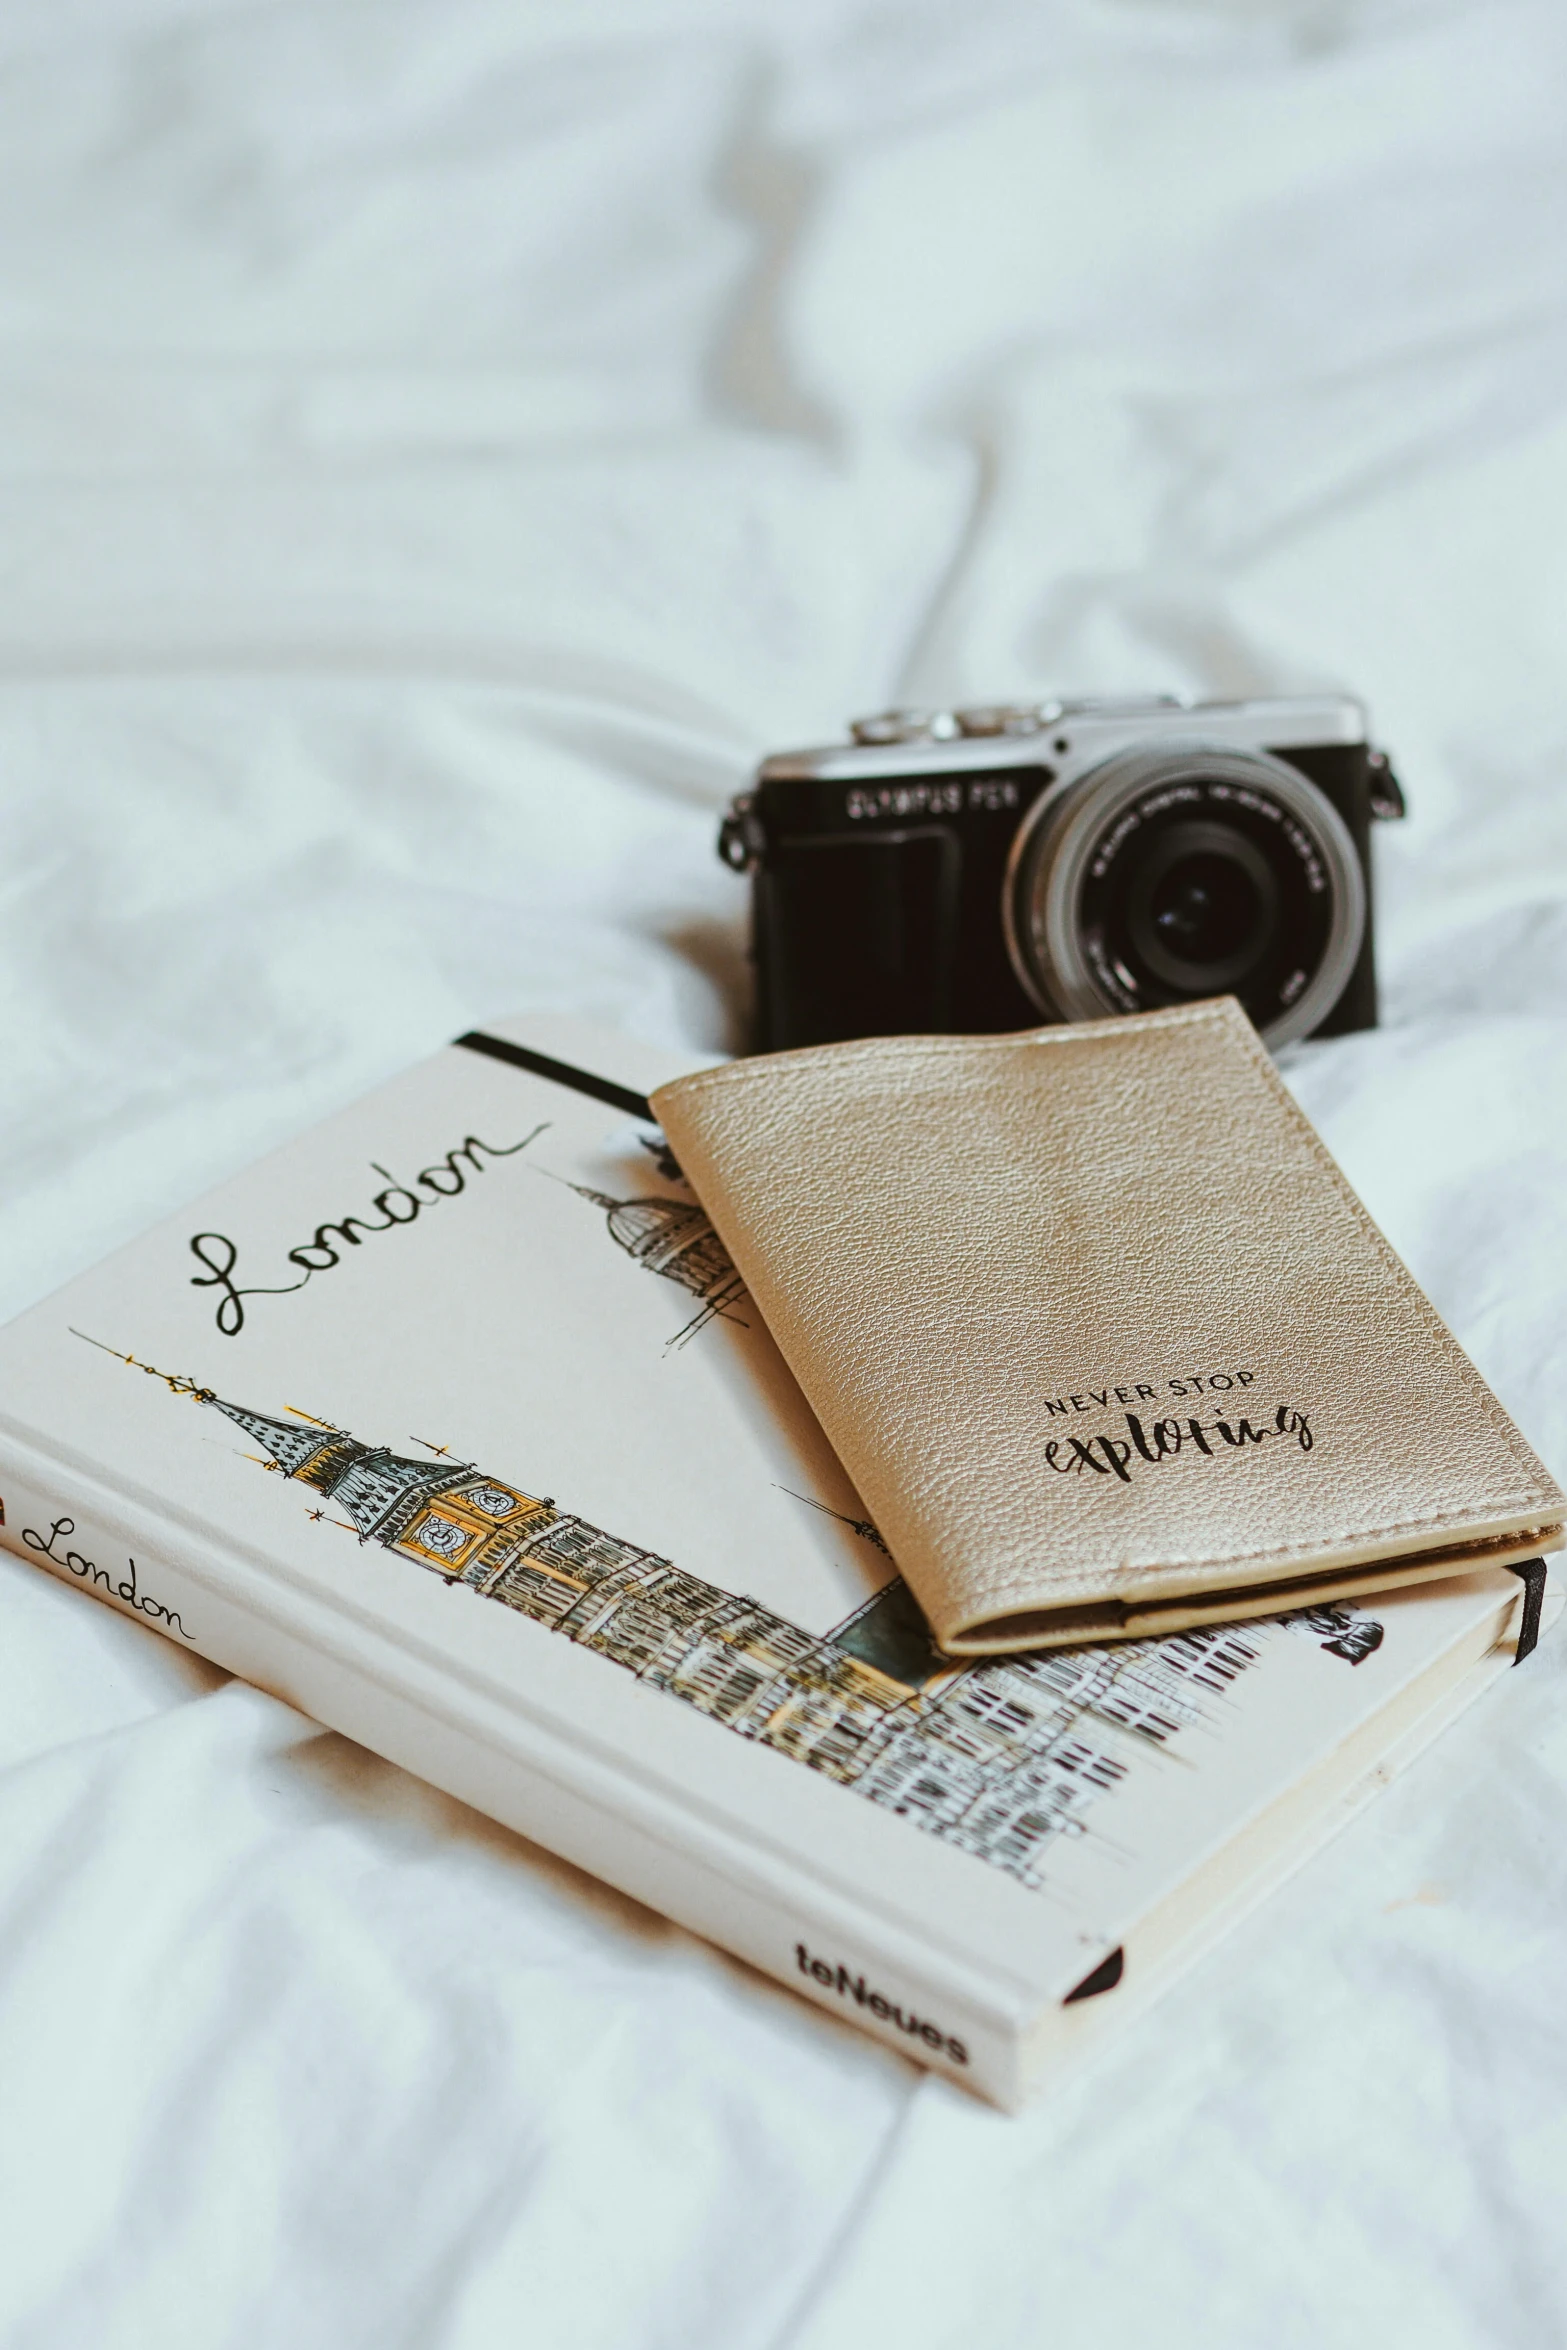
[2,2,1566,2342]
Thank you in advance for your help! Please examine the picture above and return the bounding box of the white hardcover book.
[0,1017,1550,2109]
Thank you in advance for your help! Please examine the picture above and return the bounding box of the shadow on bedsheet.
[661,914,754,1058]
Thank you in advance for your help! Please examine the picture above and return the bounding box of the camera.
[719,694,1405,1052]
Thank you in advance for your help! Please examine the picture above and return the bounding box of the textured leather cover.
[651,1000,1564,1653]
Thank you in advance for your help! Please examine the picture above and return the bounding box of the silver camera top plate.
[758,694,1368,786]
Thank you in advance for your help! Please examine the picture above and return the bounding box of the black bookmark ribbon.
[454,1031,654,1124]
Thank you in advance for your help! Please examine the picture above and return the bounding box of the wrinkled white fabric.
[1,1,1565,2342]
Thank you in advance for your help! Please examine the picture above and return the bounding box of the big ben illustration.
[207,1389,914,1781]
[184,1383,1304,1890]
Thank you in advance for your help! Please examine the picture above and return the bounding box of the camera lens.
[1003,744,1366,1048]
[1129,821,1278,990]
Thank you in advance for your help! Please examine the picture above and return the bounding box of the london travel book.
[0,1015,1551,2109]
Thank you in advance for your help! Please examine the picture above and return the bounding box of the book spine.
[0,1452,1023,2106]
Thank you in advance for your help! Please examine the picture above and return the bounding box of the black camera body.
[720,694,1404,1053]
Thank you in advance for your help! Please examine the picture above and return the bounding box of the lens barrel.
[1002,743,1366,1048]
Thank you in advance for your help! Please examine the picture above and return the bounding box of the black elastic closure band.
[454,1031,654,1124]
[1508,1558,1548,1665]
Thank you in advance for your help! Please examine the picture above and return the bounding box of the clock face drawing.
[414,1514,470,1560]
[465,1483,518,1518]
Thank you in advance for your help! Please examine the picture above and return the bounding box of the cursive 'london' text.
[24,1515,192,1638]
[189,1124,548,1335]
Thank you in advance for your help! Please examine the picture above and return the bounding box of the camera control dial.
[849,709,961,745]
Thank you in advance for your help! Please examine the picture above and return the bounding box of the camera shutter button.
[955,704,1055,737]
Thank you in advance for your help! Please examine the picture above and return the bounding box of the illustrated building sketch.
[565,1182,748,1346]
[203,1389,1381,1891]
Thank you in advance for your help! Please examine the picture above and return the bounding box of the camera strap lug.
[1367,749,1406,821]
[719,793,765,873]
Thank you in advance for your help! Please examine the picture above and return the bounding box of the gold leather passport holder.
[652,999,1563,1654]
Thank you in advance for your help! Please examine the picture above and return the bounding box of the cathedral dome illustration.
[571,1185,744,1333]
[596,1190,712,1274]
